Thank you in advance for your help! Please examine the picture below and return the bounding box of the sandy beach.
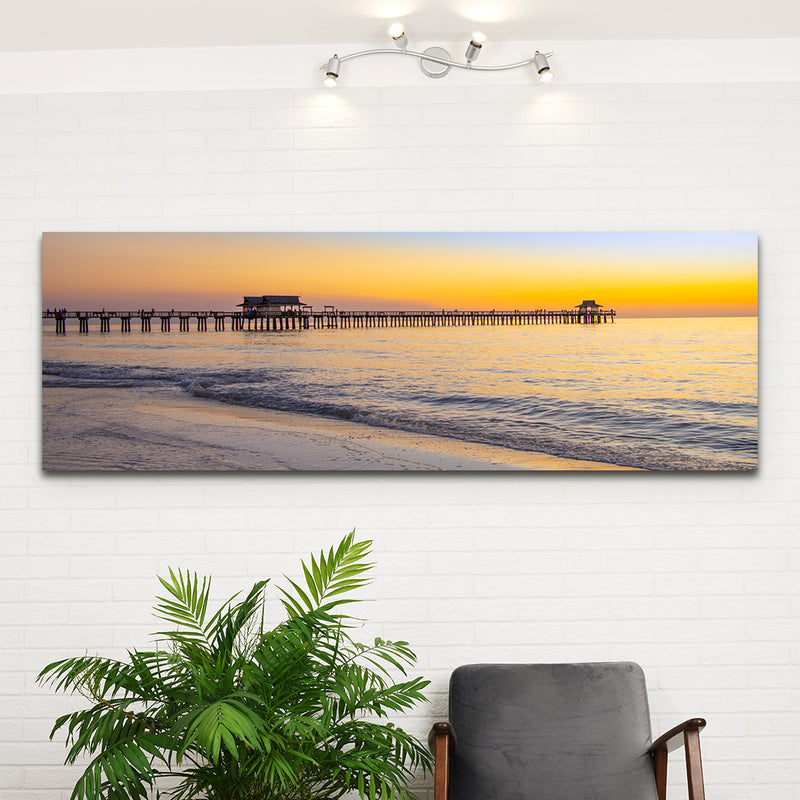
[42,386,637,471]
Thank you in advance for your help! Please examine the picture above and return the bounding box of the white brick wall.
[1,41,799,800]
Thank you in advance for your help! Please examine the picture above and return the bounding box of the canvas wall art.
[41,232,758,471]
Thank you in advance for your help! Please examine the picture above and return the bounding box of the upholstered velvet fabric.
[448,662,659,800]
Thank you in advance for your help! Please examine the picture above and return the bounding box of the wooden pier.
[43,307,615,334]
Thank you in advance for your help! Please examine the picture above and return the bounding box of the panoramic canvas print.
[42,232,758,471]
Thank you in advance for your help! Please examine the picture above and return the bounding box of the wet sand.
[42,386,637,471]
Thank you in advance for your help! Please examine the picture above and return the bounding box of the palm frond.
[172,696,267,764]
[207,579,269,655]
[62,717,170,800]
[280,530,373,619]
[153,568,216,649]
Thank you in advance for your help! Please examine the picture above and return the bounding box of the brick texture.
[0,73,798,800]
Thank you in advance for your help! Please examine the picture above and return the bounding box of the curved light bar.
[320,26,554,86]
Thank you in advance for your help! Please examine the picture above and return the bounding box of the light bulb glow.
[323,75,338,87]
[388,21,408,49]
[471,31,486,44]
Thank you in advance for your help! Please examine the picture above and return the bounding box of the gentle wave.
[43,363,755,470]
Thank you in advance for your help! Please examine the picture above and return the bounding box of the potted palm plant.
[38,532,432,800]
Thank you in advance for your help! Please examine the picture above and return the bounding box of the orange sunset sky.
[41,232,757,318]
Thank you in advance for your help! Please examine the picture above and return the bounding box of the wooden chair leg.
[653,747,668,800]
[684,728,705,800]
[433,731,451,800]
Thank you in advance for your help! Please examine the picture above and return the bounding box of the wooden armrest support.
[428,721,457,754]
[429,722,456,800]
[650,719,707,800]
[650,718,706,754]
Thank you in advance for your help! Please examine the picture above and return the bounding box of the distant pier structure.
[239,295,309,328]
[44,296,615,334]
[576,299,602,313]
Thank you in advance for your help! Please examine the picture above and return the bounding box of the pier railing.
[43,307,616,334]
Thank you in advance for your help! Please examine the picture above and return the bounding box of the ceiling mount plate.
[420,46,451,78]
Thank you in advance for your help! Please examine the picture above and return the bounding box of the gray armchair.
[429,662,706,800]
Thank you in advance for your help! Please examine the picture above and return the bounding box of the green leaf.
[175,697,265,764]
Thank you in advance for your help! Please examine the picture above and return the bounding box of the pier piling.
[44,307,616,335]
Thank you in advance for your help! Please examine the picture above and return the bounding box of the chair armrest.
[650,718,707,800]
[429,722,456,800]
[428,721,457,754]
[650,718,706,754]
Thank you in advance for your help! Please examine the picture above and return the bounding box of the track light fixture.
[388,22,407,50]
[320,25,554,86]
[533,51,553,82]
[323,54,340,87]
[464,31,485,63]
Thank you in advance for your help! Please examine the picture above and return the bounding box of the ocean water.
[42,316,758,470]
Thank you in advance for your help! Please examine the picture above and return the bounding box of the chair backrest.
[449,662,659,800]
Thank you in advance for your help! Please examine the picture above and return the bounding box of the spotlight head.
[323,54,340,86]
[533,51,553,81]
[465,32,485,63]
[388,22,407,49]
